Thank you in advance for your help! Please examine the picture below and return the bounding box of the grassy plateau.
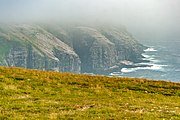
[0,66,180,119]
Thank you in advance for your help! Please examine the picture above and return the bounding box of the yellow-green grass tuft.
[0,66,180,119]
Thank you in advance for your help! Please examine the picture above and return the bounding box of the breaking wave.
[111,43,180,82]
[144,47,157,52]
[121,64,167,73]
[142,53,160,63]
[121,47,167,73]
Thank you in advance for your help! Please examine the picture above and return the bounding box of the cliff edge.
[0,24,145,74]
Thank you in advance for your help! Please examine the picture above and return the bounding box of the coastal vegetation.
[0,66,180,119]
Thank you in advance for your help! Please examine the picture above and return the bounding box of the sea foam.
[121,64,167,73]
[144,48,157,52]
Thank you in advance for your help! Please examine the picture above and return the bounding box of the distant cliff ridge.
[0,24,145,74]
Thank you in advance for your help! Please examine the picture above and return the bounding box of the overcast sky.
[0,0,180,41]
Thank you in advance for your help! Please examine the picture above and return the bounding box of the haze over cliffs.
[0,24,145,74]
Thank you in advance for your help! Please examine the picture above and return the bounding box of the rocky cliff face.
[0,24,80,73]
[99,26,145,62]
[69,26,145,74]
[0,24,145,74]
[71,27,117,73]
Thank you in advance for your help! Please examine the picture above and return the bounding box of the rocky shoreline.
[0,24,146,74]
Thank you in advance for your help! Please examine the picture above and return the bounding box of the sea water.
[111,40,180,82]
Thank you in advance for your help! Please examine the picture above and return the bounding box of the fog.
[0,0,180,41]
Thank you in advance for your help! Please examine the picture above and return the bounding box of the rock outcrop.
[71,27,117,73]
[69,26,145,74]
[0,24,145,74]
[0,24,80,73]
[99,26,145,62]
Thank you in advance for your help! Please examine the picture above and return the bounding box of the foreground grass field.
[0,66,180,119]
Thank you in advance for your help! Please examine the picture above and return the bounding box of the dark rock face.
[6,46,28,68]
[0,24,145,74]
[4,42,81,73]
[99,26,145,62]
[0,24,80,73]
[71,27,117,73]
[70,26,145,74]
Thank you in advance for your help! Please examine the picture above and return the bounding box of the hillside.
[0,24,145,74]
[0,67,180,119]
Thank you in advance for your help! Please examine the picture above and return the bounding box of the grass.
[0,66,180,119]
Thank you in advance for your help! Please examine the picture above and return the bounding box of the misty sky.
[0,0,180,41]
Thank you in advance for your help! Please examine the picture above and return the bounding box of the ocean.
[111,40,180,82]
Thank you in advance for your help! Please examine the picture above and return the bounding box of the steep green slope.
[0,67,180,119]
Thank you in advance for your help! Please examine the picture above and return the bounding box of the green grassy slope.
[0,66,180,119]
